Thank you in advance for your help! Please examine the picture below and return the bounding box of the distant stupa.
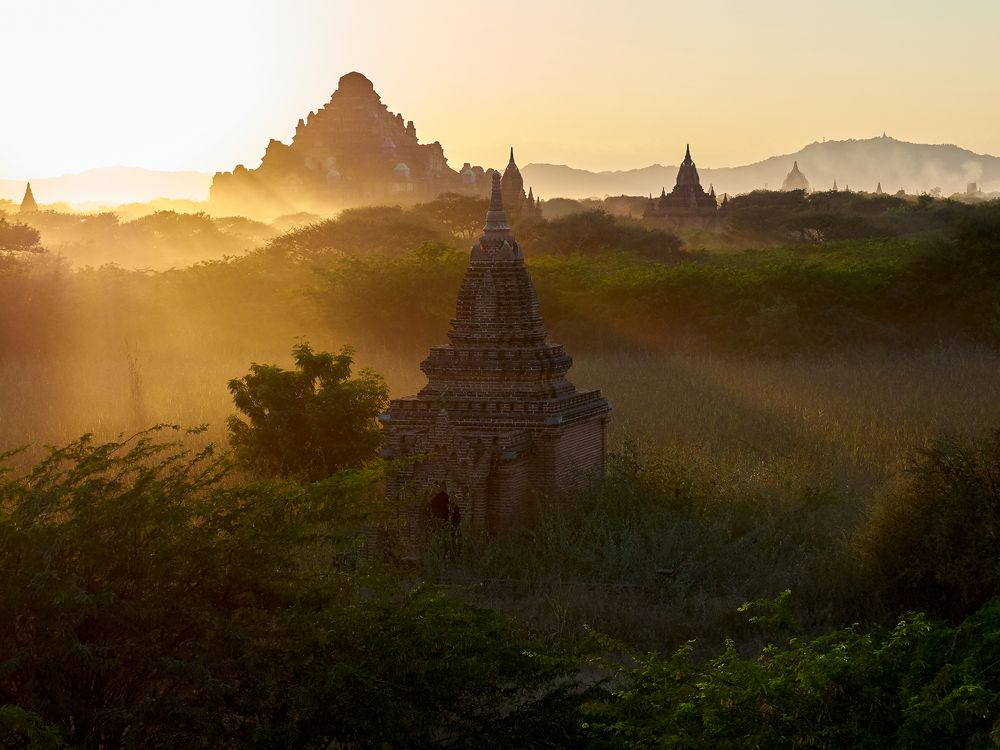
[875,182,885,195]
[781,161,810,192]
[832,179,838,192]
[19,182,38,213]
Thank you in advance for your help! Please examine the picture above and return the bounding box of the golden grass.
[3,344,998,492]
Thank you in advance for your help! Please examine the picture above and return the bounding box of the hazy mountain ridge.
[523,137,1000,199]
[5,137,1000,207]
[0,166,211,206]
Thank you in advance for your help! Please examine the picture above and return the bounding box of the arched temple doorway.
[428,488,461,527]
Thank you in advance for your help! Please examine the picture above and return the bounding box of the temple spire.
[483,171,510,235]
[19,182,37,213]
[509,146,515,164]
[684,144,692,164]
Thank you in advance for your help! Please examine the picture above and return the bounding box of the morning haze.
[3,0,1000,181]
[2,3,1000,748]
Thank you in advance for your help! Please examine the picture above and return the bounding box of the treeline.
[1,193,998,367]
[4,209,277,267]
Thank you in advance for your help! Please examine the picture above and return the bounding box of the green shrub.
[0,429,581,749]
[857,429,1000,618]
[584,596,1000,749]
[227,342,389,480]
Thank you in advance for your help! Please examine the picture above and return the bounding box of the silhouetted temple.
[501,148,541,220]
[211,72,491,216]
[781,161,810,192]
[380,170,609,548]
[19,182,37,213]
[643,145,717,227]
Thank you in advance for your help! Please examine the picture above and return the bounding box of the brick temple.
[380,170,610,540]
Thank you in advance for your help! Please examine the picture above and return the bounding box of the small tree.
[0,217,42,251]
[228,342,389,480]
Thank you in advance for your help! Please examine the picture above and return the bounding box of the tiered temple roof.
[643,145,718,226]
[380,170,609,541]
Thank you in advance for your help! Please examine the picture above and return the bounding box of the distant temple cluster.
[210,72,539,218]
[639,143,913,227]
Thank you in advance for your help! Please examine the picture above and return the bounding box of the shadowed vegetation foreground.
[4,427,1000,748]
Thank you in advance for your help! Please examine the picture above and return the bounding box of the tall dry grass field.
[3,344,997,481]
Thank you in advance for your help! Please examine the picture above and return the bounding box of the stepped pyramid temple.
[380,171,610,545]
[781,161,810,192]
[19,182,37,213]
[643,145,718,227]
[211,72,493,216]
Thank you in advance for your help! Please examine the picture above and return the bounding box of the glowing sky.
[3,0,999,178]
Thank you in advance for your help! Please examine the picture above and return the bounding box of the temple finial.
[685,144,692,163]
[509,146,515,164]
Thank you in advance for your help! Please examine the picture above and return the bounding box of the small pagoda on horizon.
[643,144,718,227]
[19,182,38,213]
[781,161,810,192]
[379,169,610,547]
[500,148,541,220]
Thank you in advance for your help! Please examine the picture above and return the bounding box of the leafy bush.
[0,429,581,748]
[857,429,1000,618]
[585,597,1000,748]
[265,205,449,258]
[228,342,389,480]
[0,217,42,251]
[519,210,684,261]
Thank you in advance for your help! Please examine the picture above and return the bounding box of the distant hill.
[523,137,1000,199]
[0,167,211,207]
[5,136,1000,209]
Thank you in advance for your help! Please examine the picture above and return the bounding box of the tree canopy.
[227,342,389,480]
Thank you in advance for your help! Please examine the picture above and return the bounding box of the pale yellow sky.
[3,0,998,178]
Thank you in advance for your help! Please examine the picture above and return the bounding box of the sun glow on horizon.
[4,0,1000,184]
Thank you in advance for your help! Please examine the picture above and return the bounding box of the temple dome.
[675,144,701,186]
[781,161,810,192]
[501,147,524,191]
[338,71,375,93]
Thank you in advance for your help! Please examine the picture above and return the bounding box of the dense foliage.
[0,217,42,251]
[228,342,389,480]
[859,429,1000,620]
[4,430,1000,748]
[0,430,582,748]
[586,597,1000,748]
